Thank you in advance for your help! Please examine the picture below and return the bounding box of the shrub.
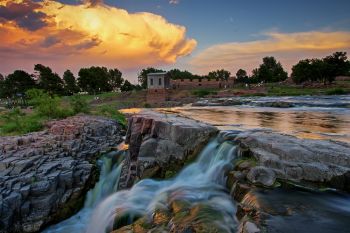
[326,88,347,95]
[69,95,90,114]
[0,108,44,135]
[192,89,217,98]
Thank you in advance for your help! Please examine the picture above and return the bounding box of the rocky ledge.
[118,110,218,189]
[0,116,123,233]
[225,130,350,233]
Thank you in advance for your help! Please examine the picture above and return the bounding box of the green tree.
[167,69,193,80]
[256,57,288,83]
[208,69,231,81]
[138,67,165,89]
[291,59,313,84]
[34,64,64,95]
[2,70,36,97]
[63,70,79,95]
[323,51,350,82]
[120,80,134,92]
[78,66,112,94]
[235,69,249,83]
[108,68,124,90]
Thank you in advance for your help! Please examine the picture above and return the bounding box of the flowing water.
[161,95,350,143]
[44,132,239,233]
[43,150,125,233]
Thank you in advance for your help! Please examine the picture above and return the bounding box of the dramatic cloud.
[169,0,180,4]
[190,31,350,75]
[0,0,196,75]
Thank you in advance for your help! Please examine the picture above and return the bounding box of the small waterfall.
[43,149,126,233]
[87,131,239,233]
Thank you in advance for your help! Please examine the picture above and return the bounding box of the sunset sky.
[1,0,350,82]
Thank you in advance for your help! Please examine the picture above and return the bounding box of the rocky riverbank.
[0,116,123,233]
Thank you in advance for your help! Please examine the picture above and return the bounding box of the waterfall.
[87,131,238,233]
[43,149,125,233]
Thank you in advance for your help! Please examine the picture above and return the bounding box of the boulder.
[246,166,276,187]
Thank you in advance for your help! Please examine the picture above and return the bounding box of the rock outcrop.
[118,110,218,189]
[0,116,123,233]
[234,130,350,189]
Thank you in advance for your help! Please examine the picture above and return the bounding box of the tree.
[235,69,249,83]
[323,51,350,83]
[138,67,165,89]
[167,69,194,80]
[2,70,36,97]
[34,64,64,95]
[0,73,4,81]
[63,70,79,95]
[120,80,134,92]
[291,59,313,84]
[108,68,124,90]
[255,57,288,83]
[78,66,112,93]
[208,69,231,81]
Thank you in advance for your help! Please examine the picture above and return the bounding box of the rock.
[247,166,276,187]
[235,130,350,189]
[118,110,218,189]
[0,115,123,233]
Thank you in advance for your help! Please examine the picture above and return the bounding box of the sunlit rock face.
[0,116,123,233]
[118,110,218,189]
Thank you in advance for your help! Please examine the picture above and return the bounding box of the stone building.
[146,72,171,103]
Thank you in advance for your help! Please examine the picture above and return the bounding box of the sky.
[1,0,350,83]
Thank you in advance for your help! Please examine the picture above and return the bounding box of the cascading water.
[43,149,126,233]
[44,132,239,233]
[87,131,238,233]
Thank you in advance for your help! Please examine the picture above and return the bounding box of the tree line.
[235,51,350,85]
[0,65,139,98]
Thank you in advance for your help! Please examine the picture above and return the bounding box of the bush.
[26,89,72,118]
[326,88,347,95]
[69,95,90,114]
[0,108,44,135]
[192,89,217,98]
[94,105,127,128]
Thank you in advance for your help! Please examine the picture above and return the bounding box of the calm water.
[161,95,350,143]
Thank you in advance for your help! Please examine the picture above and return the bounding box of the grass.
[191,89,218,98]
[92,105,127,128]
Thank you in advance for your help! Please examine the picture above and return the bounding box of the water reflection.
[162,106,350,143]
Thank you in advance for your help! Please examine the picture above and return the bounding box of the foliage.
[120,80,135,92]
[0,108,44,135]
[108,68,124,90]
[0,70,36,98]
[326,88,347,95]
[208,69,231,81]
[69,95,90,114]
[167,69,194,80]
[251,57,288,83]
[35,64,64,95]
[78,66,113,94]
[26,89,72,118]
[292,52,350,84]
[191,89,217,97]
[138,67,165,89]
[235,69,250,83]
[94,105,127,128]
[63,70,79,95]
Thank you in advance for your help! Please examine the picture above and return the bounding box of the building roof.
[147,72,167,76]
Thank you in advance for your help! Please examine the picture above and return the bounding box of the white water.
[44,132,239,233]
[87,132,238,233]
[43,151,125,233]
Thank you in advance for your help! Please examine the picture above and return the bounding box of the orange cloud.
[190,31,350,75]
[0,0,196,74]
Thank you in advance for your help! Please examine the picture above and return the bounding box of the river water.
[162,95,350,143]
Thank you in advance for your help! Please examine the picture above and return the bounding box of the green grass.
[191,89,218,98]
[325,88,347,95]
[92,105,127,128]
[0,109,46,136]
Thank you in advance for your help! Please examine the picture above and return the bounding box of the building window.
[181,79,184,82]
[198,79,202,82]
[150,78,153,85]
[159,78,162,85]
[198,83,202,86]
[190,79,193,82]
